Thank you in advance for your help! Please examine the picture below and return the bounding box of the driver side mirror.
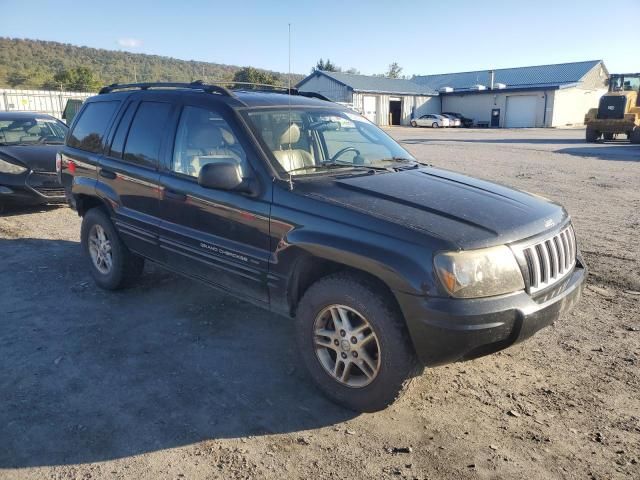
[198,159,253,193]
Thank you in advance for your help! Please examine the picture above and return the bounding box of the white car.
[411,114,450,128]
[441,114,462,127]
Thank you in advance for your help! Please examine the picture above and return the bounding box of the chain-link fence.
[0,88,95,123]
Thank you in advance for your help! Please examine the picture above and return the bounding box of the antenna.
[288,22,294,190]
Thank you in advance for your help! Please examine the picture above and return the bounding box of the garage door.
[363,95,377,123]
[505,95,538,128]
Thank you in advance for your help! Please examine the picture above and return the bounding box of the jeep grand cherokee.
[59,82,586,412]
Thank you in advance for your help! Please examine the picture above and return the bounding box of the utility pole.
[133,63,137,83]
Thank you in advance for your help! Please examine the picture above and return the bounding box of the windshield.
[0,116,68,146]
[244,107,415,176]
[610,76,640,92]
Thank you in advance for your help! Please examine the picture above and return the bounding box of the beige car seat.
[271,123,315,172]
[181,124,242,176]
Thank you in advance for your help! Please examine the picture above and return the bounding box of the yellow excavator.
[585,73,640,143]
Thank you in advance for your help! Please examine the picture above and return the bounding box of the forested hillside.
[0,38,303,91]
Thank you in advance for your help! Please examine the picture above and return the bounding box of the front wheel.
[432,122,439,128]
[296,273,421,412]
[81,208,145,290]
[630,126,640,144]
[585,127,600,143]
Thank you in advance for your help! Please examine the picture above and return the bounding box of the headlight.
[0,158,27,174]
[434,245,525,298]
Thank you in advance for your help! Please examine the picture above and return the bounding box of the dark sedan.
[0,111,68,206]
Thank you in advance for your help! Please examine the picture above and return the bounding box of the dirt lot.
[1,128,638,480]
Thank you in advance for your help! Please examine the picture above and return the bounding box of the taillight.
[68,160,76,174]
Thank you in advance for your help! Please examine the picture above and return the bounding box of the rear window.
[122,102,172,168]
[67,101,119,153]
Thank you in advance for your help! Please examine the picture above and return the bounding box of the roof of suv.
[93,83,335,109]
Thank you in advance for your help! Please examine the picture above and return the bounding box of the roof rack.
[98,81,234,97]
[97,80,332,103]
[206,81,332,101]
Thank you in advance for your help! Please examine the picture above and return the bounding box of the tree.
[232,67,279,88]
[44,66,102,91]
[386,62,403,79]
[6,71,28,88]
[312,58,341,73]
[345,68,360,75]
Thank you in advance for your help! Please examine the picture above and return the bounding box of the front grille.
[521,225,576,294]
[27,172,65,198]
[33,185,65,197]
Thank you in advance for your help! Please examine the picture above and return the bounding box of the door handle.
[99,169,116,179]
[164,189,187,201]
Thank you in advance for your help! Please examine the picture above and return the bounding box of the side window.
[109,102,136,159]
[67,101,119,153]
[172,106,247,178]
[123,102,172,168]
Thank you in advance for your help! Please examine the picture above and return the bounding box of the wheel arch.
[285,251,406,320]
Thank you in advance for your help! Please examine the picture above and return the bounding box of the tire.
[585,127,600,143]
[432,122,439,128]
[410,120,417,127]
[296,273,421,412]
[603,133,614,141]
[81,207,144,290]
[630,126,640,144]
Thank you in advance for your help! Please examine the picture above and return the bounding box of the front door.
[491,108,500,127]
[363,96,377,123]
[157,104,272,303]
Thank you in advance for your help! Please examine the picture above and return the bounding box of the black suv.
[60,82,586,412]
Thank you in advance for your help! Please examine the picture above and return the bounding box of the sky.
[1,0,638,77]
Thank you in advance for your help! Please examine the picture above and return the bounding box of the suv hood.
[297,167,567,249]
[0,145,61,172]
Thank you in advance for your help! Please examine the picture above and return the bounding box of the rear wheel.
[296,273,421,412]
[410,120,417,127]
[432,122,439,128]
[81,208,145,290]
[585,127,600,143]
[630,126,640,144]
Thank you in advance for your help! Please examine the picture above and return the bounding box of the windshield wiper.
[287,162,392,175]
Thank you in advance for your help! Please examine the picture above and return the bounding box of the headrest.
[220,128,235,145]
[189,124,223,147]
[277,123,300,147]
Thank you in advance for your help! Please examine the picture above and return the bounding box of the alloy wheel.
[88,224,113,274]
[313,304,381,388]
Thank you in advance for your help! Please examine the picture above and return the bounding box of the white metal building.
[414,60,608,128]
[296,71,439,126]
[298,60,609,128]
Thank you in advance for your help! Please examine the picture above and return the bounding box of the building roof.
[297,70,438,96]
[412,60,605,92]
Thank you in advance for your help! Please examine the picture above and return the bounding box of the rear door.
[157,103,272,303]
[97,98,175,260]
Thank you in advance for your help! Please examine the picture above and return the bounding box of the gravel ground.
[1,127,638,480]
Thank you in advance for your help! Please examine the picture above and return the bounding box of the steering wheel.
[329,147,361,163]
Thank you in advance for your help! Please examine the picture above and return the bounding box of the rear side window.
[109,102,136,159]
[67,101,119,153]
[123,102,172,168]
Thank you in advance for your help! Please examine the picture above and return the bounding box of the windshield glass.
[610,76,640,92]
[0,116,68,146]
[245,107,415,176]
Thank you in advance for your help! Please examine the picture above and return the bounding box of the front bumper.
[397,258,587,367]
[0,171,65,205]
